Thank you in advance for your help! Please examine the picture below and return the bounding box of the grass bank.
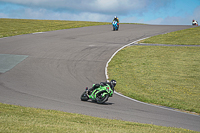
[0,103,197,133]
[0,18,110,38]
[141,26,200,45]
[108,26,200,114]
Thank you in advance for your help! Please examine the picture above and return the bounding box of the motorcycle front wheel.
[96,93,109,104]
[80,91,89,101]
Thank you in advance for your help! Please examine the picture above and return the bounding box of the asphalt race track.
[0,24,200,131]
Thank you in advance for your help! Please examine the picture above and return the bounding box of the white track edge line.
[105,37,150,81]
[0,32,46,39]
[32,32,46,34]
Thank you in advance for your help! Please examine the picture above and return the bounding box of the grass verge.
[0,18,110,38]
[140,26,200,45]
[108,27,200,114]
[0,103,197,133]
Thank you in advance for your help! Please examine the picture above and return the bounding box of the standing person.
[192,19,198,26]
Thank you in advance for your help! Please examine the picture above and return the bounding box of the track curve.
[0,24,199,131]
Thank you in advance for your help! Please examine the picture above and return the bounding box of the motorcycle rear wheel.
[80,91,89,101]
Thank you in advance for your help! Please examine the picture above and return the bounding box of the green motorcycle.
[80,83,114,104]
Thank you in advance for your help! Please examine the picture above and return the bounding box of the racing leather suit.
[88,81,114,95]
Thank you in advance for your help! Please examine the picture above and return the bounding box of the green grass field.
[141,26,200,45]
[0,103,197,133]
[0,18,110,38]
[108,26,200,114]
[0,18,199,132]
[108,46,200,113]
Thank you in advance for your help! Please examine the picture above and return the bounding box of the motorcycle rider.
[113,16,119,30]
[87,80,117,95]
[113,16,119,23]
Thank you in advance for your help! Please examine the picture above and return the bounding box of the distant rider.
[87,80,117,95]
[113,16,119,23]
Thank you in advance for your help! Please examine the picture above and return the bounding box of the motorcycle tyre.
[80,91,89,101]
[96,94,109,104]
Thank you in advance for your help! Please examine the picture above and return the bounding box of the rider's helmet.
[114,16,117,19]
[110,79,117,87]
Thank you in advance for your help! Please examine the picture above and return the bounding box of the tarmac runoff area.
[0,54,28,73]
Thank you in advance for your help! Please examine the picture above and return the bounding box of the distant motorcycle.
[80,83,114,104]
[112,20,119,31]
